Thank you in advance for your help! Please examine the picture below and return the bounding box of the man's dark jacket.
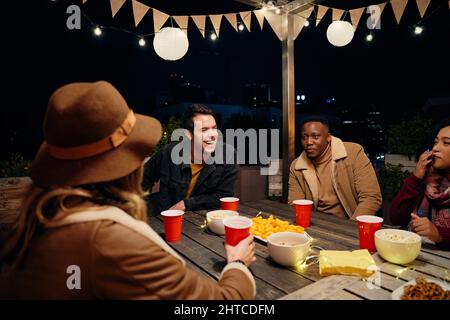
[142,142,238,212]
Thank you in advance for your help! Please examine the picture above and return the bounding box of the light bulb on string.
[93,26,102,36]
[138,37,146,47]
[304,20,310,27]
[414,26,423,35]
[238,23,245,31]
[366,33,373,42]
[210,33,217,41]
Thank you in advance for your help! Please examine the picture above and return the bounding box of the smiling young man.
[288,116,382,219]
[142,104,238,213]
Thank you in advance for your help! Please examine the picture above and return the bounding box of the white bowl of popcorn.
[206,210,239,235]
[375,229,421,265]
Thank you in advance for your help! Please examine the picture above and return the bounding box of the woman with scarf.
[390,119,450,250]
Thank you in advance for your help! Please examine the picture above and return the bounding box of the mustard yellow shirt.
[185,163,205,198]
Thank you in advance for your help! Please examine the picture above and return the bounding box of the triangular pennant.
[132,0,150,27]
[224,13,238,32]
[253,10,265,30]
[332,8,345,21]
[209,14,223,37]
[173,16,189,34]
[316,5,328,26]
[82,0,88,4]
[263,10,283,40]
[191,15,206,38]
[416,0,432,18]
[391,0,408,24]
[349,7,365,28]
[292,5,314,40]
[110,0,126,18]
[239,11,252,31]
[153,8,169,33]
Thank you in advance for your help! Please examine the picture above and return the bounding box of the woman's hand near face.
[412,150,432,180]
[410,213,443,243]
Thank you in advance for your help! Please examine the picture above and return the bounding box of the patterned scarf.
[416,170,450,229]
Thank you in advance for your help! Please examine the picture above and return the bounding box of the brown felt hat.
[30,81,162,188]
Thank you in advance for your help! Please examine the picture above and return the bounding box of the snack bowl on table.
[206,210,239,235]
[267,232,311,267]
[375,229,421,265]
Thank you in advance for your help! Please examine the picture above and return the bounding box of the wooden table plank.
[149,215,286,300]
[175,212,315,293]
[325,290,363,300]
[279,275,361,300]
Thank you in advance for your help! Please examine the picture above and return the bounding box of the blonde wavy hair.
[0,166,148,270]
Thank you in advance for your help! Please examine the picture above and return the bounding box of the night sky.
[1,0,449,160]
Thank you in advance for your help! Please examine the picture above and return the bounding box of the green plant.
[152,116,182,154]
[0,153,32,178]
[268,193,281,201]
[377,164,410,199]
[386,118,433,159]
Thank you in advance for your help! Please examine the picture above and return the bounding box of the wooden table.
[148,199,450,300]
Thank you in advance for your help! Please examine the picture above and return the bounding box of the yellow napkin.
[319,249,377,277]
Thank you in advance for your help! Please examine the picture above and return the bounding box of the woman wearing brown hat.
[0,81,256,299]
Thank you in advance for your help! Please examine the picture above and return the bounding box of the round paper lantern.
[153,27,189,61]
[326,21,354,47]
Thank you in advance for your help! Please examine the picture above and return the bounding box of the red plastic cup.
[356,215,384,252]
[220,197,239,211]
[161,210,184,242]
[293,200,314,228]
[223,216,252,246]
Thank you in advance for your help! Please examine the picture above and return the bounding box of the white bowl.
[206,210,239,235]
[267,232,311,267]
[375,229,421,265]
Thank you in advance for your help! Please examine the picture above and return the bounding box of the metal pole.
[281,13,295,203]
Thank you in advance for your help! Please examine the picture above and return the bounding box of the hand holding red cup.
[223,216,252,246]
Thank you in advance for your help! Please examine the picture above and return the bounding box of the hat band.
[45,110,136,160]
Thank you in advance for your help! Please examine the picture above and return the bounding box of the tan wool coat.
[0,207,256,299]
[288,137,382,219]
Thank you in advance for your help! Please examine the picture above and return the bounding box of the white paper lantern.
[326,21,354,47]
[153,27,189,61]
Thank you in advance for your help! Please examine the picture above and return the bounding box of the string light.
[304,20,310,27]
[414,26,423,34]
[238,23,245,31]
[93,26,102,36]
[210,33,217,41]
[366,33,374,42]
[275,8,281,15]
[138,37,146,47]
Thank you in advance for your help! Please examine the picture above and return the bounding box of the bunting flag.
[82,0,88,4]
[153,8,169,33]
[391,0,408,24]
[131,0,150,27]
[224,13,238,32]
[209,14,223,37]
[292,5,314,40]
[416,0,432,18]
[253,10,265,30]
[349,7,365,27]
[315,5,329,26]
[173,16,189,34]
[263,10,284,40]
[332,8,345,21]
[239,11,252,31]
[110,0,126,18]
[191,15,206,38]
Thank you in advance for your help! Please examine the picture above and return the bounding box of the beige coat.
[288,137,382,219]
[0,207,255,299]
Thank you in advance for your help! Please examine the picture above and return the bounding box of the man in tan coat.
[288,117,382,219]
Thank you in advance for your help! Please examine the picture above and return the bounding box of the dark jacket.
[142,142,238,212]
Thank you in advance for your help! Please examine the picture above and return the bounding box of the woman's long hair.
[0,165,148,270]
